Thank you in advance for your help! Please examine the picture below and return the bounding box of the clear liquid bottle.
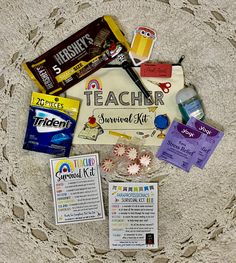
[176,86,205,123]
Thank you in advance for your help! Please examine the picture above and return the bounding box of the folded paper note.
[66,66,184,145]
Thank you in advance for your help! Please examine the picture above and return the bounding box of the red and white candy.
[101,159,115,172]
[113,144,126,157]
[126,147,138,160]
[127,163,141,175]
[139,154,152,167]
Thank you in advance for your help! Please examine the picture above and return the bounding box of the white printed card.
[50,153,105,225]
[109,182,158,249]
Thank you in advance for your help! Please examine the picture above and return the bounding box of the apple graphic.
[88,115,96,125]
[109,42,116,51]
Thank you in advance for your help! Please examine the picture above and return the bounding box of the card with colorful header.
[109,182,158,249]
[50,153,105,225]
[66,66,184,146]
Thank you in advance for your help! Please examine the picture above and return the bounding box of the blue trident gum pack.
[23,92,80,156]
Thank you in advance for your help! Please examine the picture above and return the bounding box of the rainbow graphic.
[55,159,76,173]
[86,78,102,91]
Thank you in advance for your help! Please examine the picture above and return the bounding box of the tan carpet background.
[0,0,236,262]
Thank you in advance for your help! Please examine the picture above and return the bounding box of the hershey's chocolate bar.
[23,16,129,95]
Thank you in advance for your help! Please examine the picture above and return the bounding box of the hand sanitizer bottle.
[176,85,205,123]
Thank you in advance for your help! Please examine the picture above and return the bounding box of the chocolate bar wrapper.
[23,16,129,95]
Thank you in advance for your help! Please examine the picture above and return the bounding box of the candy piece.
[126,147,138,160]
[94,28,111,47]
[101,159,115,172]
[139,154,152,167]
[127,163,140,175]
[113,144,126,157]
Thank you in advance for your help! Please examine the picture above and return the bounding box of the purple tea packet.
[187,117,224,169]
[156,120,206,172]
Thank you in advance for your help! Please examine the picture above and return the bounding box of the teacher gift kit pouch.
[66,65,184,146]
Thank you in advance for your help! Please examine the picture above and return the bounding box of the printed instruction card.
[50,153,105,225]
[109,182,158,249]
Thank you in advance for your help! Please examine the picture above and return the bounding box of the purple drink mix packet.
[156,120,206,172]
[187,117,224,169]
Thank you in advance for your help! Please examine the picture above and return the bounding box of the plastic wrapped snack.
[100,137,155,177]
[23,92,80,156]
[23,16,130,95]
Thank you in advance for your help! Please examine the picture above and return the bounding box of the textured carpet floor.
[0,0,235,262]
